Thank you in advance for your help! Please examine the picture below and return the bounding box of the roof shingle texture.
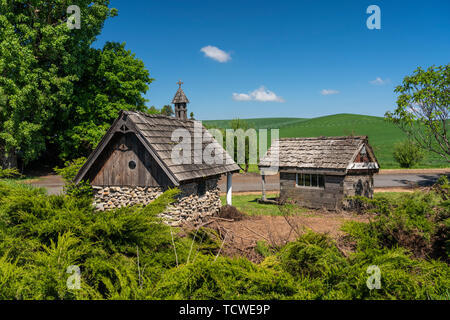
[171,88,190,104]
[127,111,240,182]
[259,136,367,170]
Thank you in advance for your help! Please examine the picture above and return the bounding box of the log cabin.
[74,83,240,225]
[258,136,379,210]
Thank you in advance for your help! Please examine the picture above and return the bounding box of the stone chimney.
[172,80,189,120]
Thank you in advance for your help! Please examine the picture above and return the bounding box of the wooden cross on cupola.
[177,80,183,88]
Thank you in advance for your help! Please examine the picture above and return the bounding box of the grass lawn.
[373,191,431,204]
[221,193,310,216]
[222,191,411,216]
[205,113,449,170]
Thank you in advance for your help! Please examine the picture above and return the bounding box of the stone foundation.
[92,178,221,226]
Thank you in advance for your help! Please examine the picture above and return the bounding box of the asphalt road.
[29,171,449,195]
[217,172,450,193]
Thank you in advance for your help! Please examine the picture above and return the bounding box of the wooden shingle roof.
[74,110,240,186]
[258,136,379,171]
[171,88,190,104]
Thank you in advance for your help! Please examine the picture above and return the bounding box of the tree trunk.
[1,147,18,169]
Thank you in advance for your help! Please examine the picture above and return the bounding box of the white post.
[226,173,232,206]
[261,174,266,201]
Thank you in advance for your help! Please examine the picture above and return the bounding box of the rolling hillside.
[203,117,308,130]
[203,114,448,169]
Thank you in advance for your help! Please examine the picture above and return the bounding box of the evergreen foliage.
[0,180,448,300]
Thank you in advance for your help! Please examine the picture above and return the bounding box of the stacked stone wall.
[92,178,221,226]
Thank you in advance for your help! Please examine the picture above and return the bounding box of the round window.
[128,160,136,170]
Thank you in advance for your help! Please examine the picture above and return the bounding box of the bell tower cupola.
[172,80,189,120]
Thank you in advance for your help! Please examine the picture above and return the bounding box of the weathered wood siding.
[87,132,174,187]
[279,172,345,210]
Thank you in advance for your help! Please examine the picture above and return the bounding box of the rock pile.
[92,178,222,226]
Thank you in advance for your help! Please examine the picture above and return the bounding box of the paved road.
[217,172,450,193]
[29,171,449,195]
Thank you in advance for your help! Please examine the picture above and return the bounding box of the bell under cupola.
[172,80,189,120]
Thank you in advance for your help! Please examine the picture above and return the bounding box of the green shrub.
[279,231,348,279]
[437,175,449,186]
[1,181,449,300]
[0,168,22,179]
[393,140,424,168]
[0,181,184,299]
[54,157,92,198]
[255,240,273,258]
[152,255,298,299]
[340,248,450,300]
[342,191,447,261]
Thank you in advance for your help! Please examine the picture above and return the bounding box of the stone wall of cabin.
[279,172,345,210]
[343,174,374,198]
[92,177,221,226]
[279,171,375,210]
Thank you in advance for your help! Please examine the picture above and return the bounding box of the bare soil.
[374,187,415,193]
[378,168,449,175]
[191,210,370,263]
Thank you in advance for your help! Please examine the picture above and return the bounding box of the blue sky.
[94,0,450,120]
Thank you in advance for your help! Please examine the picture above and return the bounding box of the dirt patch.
[374,187,416,193]
[378,168,449,175]
[223,187,419,196]
[202,211,369,263]
[217,205,245,221]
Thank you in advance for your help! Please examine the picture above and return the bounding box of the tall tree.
[161,105,174,116]
[0,1,152,168]
[59,42,152,159]
[229,118,253,172]
[147,106,161,114]
[385,64,449,162]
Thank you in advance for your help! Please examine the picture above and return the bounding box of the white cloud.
[200,45,231,63]
[232,86,285,103]
[370,77,390,85]
[320,89,340,95]
[232,93,252,101]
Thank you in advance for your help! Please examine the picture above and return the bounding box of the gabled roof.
[258,136,379,172]
[74,110,240,186]
[172,88,190,104]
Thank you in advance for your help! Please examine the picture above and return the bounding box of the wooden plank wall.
[88,132,173,187]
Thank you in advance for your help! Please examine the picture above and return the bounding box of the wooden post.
[226,173,232,205]
[261,174,266,201]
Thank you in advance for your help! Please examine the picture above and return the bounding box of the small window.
[304,174,311,187]
[128,160,136,170]
[318,175,325,188]
[197,181,206,197]
[296,173,324,188]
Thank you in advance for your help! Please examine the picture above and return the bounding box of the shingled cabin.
[258,136,379,210]
[74,82,240,225]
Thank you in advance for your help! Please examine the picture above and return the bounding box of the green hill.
[203,117,308,130]
[204,114,448,169]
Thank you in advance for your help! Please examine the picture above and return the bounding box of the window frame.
[295,173,325,189]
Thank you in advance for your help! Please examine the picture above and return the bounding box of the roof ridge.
[125,110,195,123]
